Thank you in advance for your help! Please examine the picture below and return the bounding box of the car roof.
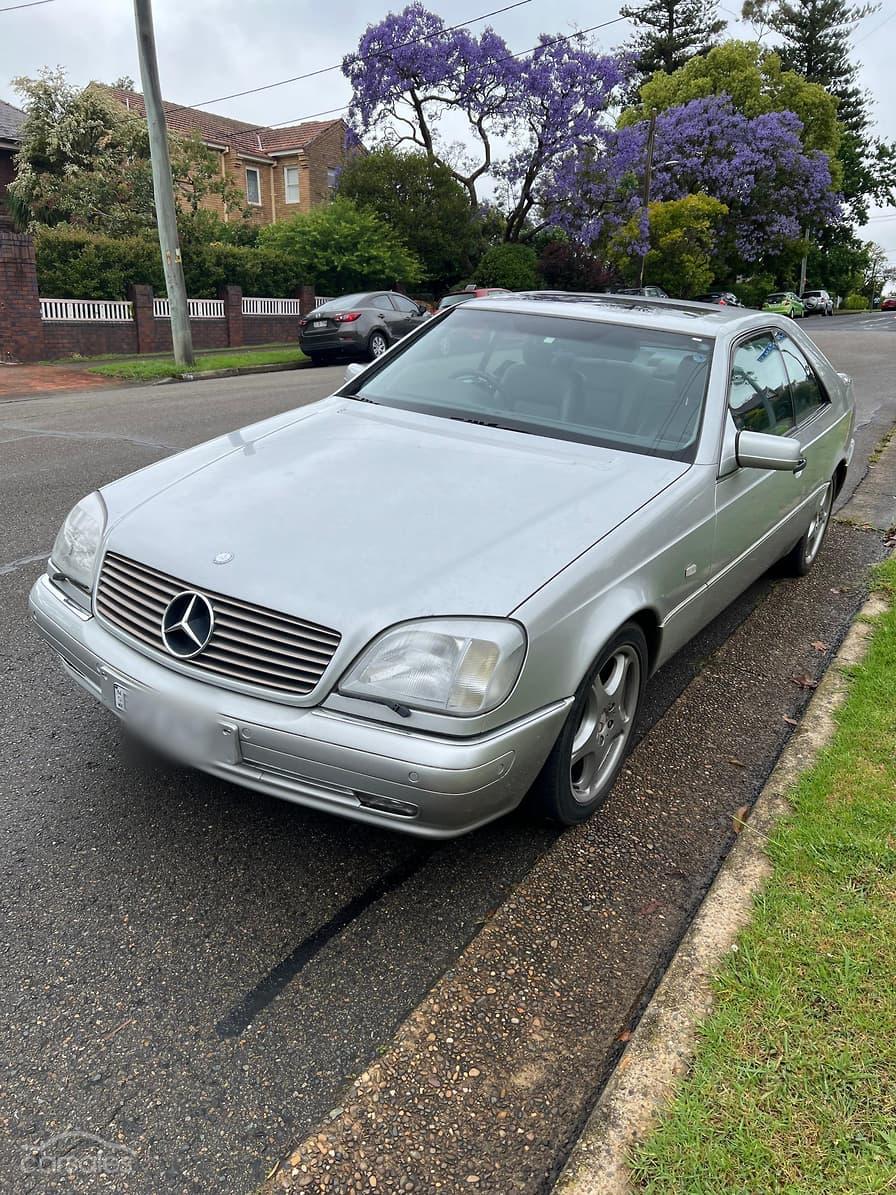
[467,290,761,337]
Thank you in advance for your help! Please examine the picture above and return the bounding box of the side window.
[778,334,828,423]
[391,294,419,313]
[245,167,261,207]
[729,334,795,436]
[371,295,396,312]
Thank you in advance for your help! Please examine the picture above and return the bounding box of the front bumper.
[29,574,570,838]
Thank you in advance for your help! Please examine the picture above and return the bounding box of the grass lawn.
[88,346,306,381]
[633,558,896,1194]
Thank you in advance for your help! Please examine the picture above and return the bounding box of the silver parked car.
[299,291,429,364]
[30,294,854,838]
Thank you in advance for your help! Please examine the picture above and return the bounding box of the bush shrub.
[35,227,164,299]
[476,243,539,290]
[842,293,869,311]
[34,226,303,299]
[258,198,422,294]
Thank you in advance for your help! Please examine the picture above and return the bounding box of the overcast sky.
[2,0,894,259]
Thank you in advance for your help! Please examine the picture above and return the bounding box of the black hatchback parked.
[299,292,430,363]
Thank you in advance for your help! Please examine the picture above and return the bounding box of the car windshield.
[347,307,714,462]
[803,291,823,298]
[766,294,787,302]
[315,294,370,314]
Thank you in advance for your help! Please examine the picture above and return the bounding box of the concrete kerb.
[552,587,889,1195]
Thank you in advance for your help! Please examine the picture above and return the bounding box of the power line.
[0,0,55,11]
[173,0,535,117]
[854,7,896,45]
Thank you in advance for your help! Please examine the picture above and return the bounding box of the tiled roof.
[0,98,25,143]
[97,85,343,158]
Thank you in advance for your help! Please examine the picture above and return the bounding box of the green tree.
[258,197,422,294]
[337,148,479,291]
[9,68,244,236]
[610,194,729,295]
[863,240,895,302]
[742,0,895,219]
[623,40,840,158]
[475,243,539,290]
[805,228,869,298]
[620,0,727,78]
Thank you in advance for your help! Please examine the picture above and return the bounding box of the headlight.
[50,491,106,594]
[339,618,527,716]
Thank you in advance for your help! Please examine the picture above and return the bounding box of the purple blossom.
[342,4,625,234]
[551,96,843,261]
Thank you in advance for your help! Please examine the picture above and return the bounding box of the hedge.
[34,227,303,299]
[842,293,870,311]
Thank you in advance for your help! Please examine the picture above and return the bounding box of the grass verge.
[88,346,305,381]
[632,557,896,1194]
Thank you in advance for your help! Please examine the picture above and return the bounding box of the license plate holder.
[108,679,237,767]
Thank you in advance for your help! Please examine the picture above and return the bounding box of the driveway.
[0,362,120,401]
[2,320,894,1193]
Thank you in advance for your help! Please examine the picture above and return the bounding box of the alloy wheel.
[804,482,833,566]
[569,645,641,804]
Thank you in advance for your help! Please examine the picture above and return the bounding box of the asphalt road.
[1,314,893,1194]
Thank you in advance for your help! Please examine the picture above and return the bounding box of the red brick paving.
[0,363,116,400]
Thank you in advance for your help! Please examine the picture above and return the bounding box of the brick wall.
[0,232,44,363]
[1,231,314,362]
[42,322,137,358]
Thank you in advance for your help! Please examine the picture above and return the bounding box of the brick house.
[0,98,25,229]
[97,85,361,228]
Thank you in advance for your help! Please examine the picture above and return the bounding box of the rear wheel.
[530,624,647,826]
[783,477,834,576]
[368,331,389,360]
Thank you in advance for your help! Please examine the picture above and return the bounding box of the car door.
[777,331,842,492]
[709,330,807,609]
[368,294,401,342]
[389,293,426,337]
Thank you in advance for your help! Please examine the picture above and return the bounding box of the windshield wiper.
[349,392,380,404]
[448,414,502,427]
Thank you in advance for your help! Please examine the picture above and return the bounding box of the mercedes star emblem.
[160,591,215,659]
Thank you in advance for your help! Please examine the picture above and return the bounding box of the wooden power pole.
[133,0,194,366]
[639,109,657,288]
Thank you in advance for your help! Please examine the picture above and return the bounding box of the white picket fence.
[152,297,225,319]
[40,298,133,322]
[40,295,327,323]
[242,297,303,316]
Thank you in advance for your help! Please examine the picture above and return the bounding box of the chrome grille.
[95,552,341,696]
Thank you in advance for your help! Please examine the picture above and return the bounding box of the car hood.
[101,398,687,636]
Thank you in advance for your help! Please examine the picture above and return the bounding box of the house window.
[327,167,339,195]
[245,167,261,206]
[284,166,300,204]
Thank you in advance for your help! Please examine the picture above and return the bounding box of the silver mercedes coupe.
[30,294,855,838]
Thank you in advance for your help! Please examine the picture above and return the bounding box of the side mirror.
[343,361,365,385]
[417,304,427,316]
[736,430,805,473]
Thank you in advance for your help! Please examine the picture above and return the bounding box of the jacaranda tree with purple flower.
[550,95,842,276]
[342,4,626,242]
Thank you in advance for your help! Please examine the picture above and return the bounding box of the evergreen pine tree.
[742,0,891,220]
[621,0,727,78]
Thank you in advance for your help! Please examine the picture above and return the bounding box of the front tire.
[782,478,834,576]
[530,624,647,826]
